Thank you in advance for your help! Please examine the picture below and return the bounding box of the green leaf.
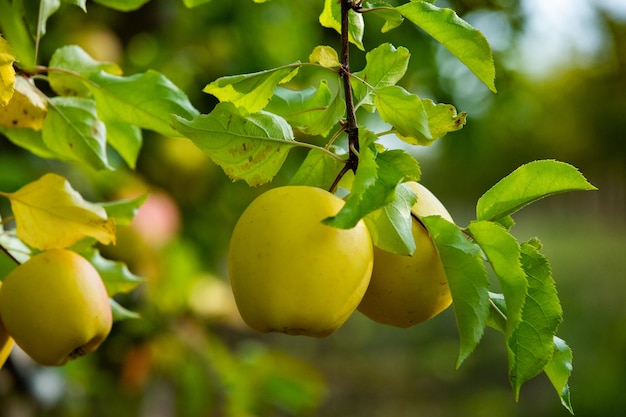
[422,215,490,367]
[61,0,86,10]
[105,122,142,169]
[508,242,563,398]
[265,82,345,137]
[353,43,410,111]
[22,0,61,38]
[422,98,466,140]
[396,1,496,92]
[99,194,147,227]
[49,45,122,97]
[87,70,199,137]
[545,336,574,414]
[172,103,296,186]
[91,0,151,11]
[319,0,365,50]
[83,248,143,296]
[364,182,417,256]
[365,2,405,33]
[0,127,59,160]
[468,220,527,337]
[109,298,141,321]
[203,64,300,114]
[43,96,111,170]
[476,160,598,222]
[325,140,421,229]
[0,0,35,68]
[288,148,344,190]
[374,85,432,144]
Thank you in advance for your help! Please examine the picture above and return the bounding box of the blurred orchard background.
[1,0,625,416]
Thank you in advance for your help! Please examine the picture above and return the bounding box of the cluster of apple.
[0,250,112,366]
[228,183,453,337]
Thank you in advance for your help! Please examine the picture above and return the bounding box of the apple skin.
[0,281,15,368]
[228,186,373,337]
[0,250,112,366]
[358,182,454,328]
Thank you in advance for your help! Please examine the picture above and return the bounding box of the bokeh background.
[1,0,625,416]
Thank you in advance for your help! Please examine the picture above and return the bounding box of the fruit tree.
[0,0,600,415]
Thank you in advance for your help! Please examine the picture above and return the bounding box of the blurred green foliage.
[1,0,625,416]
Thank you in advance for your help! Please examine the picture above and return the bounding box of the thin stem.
[0,243,21,266]
[340,0,360,173]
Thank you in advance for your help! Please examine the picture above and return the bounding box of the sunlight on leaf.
[396,1,496,92]
[353,43,410,111]
[1,173,116,250]
[309,45,340,68]
[319,0,365,50]
[203,64,300,114]
[0,36,15,106]
[374,85,432,144]
[476,160,597,222]
[172,103,296,186]
[289,148,345,190]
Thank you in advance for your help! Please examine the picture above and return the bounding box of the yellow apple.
[358,182,454,327]
[0,249,112,366]
[0,281,15,368]
[228,186,373,337]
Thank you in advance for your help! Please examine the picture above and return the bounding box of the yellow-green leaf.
[309,45,340,68]
[0,77,47,130]
[0,36,16,106]
[1,173,116,250]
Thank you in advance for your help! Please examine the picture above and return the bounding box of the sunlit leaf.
[1,173,116,250]
[0,77,47,130]
[319,0,365,50]
[0,36,15,106]
[545,337,574,414]
[43,96,110,170]
[289,148,345,190]
[422,216,490,367]
[353,43,410,111]
[422,99,466,140]
[0,127,58,159]
[49,45,122,97]
[364,182,417,256]
[365,2,404,33]
[309,45,340,68]
[91,0,151,11]
[468,220,527,337]
[203,64,300,114]
[374,85,432,144]
[396,1,496,92]
[325,141,421,229]
[266,83,345,137]
[476,160,597,222]
[82,248,143,296]
[172,103,296,186]
[88,70,199,137]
